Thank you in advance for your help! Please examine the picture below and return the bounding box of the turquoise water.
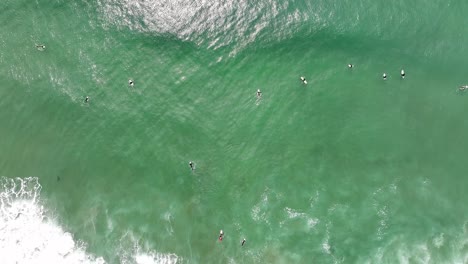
[1,0,467,263]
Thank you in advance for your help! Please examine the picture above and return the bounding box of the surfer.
[382,73,387,80]
[241,238,246,246]
[459,85,468,91]
[189,161,194,170]
[36,44,46,50]
[256,89,262,98]
[219,230,224,241]
[128,79,134,86]
[348,64,353,68]
[300,76,307,84]
[85,96,89,103]
[401,69,405,79]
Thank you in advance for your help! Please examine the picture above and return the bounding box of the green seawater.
[1,0,467,263]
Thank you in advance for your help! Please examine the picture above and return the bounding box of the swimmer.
[401,69,405,79]
[300,76,307,84]
[256,89,262,98]
[35,44,46,50]
[241,238,246,246]
[219,230,224,241]
[85,96,89,103]
[128,79,134,86]
[348,64,354,68]
[189,161,194,170]
[382,73,387,80]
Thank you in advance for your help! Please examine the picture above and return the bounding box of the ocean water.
[1,0,468,263]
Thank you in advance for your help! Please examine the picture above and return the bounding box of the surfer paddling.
[459,85,468,91]
[128,79,134,87]
[219,230,224,241]
[36,44,46,50]
[401,69,405,79]
[382,73,387,80]
[300,76,307,84]
[85,96,89,103]
[241,238,246,246]
[256,89,262,98]
[348,64,354,68]
[189,161,194,170]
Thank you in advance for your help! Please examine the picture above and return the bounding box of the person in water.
[36,44,46,50]
[219,230,224,241]
[85,96,89,103]
[401,69,405,78]
[382,73,387,80]
[189,161,194,170]
[459,85,468,91]
[256,89,262,98]
[128,79,134,86]
[348,64,353,68]
[300,76,307,84]
[241,238,246,246]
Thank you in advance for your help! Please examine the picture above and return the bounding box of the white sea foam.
[322,223,331,255]
[134,252,179,264]
[284,207,305,219]
[280,207,319,230]
[362,233,468,264]
[0,177,104,264]
[117,229,180,264]
[250,189,271,225]
[432,233,444,248]
[309,190,320,208]
[0,177,180,264]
